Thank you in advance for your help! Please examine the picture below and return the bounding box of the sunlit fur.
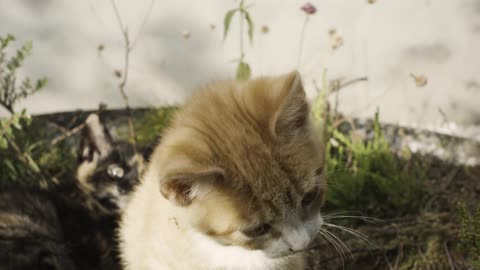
[120,71,327,270]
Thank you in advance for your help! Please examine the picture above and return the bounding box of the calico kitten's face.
[76,114,144,213]
[153,71,326,258]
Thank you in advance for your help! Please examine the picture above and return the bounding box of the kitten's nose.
[285,227,311,252]
[98,194,118,210]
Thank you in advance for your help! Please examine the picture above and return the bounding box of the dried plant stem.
[239,0,245,62]
[110,0,137,148]
[119,33,137,148]
[50,122,86,146]
[334,77,369,92]
[443,241,456,270]
[0,100,14,114]
[297,15,309,68]
[131,0,155,50]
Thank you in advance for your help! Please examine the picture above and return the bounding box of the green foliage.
[0,35,58,187]
[0,116,76,188]
[0,34,66,188]
[0,110,41,178]
[223,0,254,81]
[310,71,425,216]
[235,62,251,82]
[0,34,48,114]
[324,110,425,217]
[244,11,254,45]
[223,2,254,44]
[458,202,480,268]
[223,9,238,41]
[134,107,178,147]
[311,69,329,131]
[0,110,31,148]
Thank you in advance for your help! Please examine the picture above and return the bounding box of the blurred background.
[1,0,479,138]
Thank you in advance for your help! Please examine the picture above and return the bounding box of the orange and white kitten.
[119,71,327,270]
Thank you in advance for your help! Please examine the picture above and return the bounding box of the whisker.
[322,229,353,259]
[314,234,333,255]
[318,230,346,269]
[302,168,345,186]
[318,169,346,179]
[323,210,365,217]
[324,223,378,250]
[323,215,385,225]
[320,230,346,261]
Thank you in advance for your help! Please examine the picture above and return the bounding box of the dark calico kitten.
[0,189,75,270]
[52,113,146,269]
[0,113,146,270]
[74,114,145,213]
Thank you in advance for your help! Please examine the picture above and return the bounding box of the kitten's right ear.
[270,71,309,137]
[78,114,113,162]
[159,167,224,207]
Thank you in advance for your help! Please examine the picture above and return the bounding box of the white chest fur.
[188,229,285,270]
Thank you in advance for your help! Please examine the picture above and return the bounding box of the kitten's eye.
[242,223,272,238]
[301,189,318,208]
[315,167,324,177]
[107,164,125,178]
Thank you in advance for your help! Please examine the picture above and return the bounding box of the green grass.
[134,106,177,147]
[324,111,426,217]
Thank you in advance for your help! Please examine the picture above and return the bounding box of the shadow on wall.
[144,14,227,95]
[465,0,480,33]
[0,1,228,112]
[0,0,78,93]
[462,107,480,126]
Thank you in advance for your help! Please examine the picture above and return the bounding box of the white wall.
[1,0,479,128]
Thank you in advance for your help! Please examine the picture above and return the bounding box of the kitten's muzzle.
[97,195,119,211]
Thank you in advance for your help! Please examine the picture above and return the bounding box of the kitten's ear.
[78,114,114,162]
[271,71,309,136]
[159,166,224,207]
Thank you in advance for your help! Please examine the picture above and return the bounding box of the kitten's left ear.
[78,114,114,162]
[271,71,309,136]
[159,166,224,207]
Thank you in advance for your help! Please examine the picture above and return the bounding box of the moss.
[458,202,480,269]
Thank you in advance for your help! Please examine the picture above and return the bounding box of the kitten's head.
[76,114,145,213]
[152,71,326,258]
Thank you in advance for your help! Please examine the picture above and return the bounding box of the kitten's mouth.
[266,251,300,259]
[290,243,324,255]
[267,243,322,259]
[97,196,120,212]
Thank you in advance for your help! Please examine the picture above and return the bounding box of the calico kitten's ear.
[270,71,309,136]
[78,114,114,162]
[159,167,224,207]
